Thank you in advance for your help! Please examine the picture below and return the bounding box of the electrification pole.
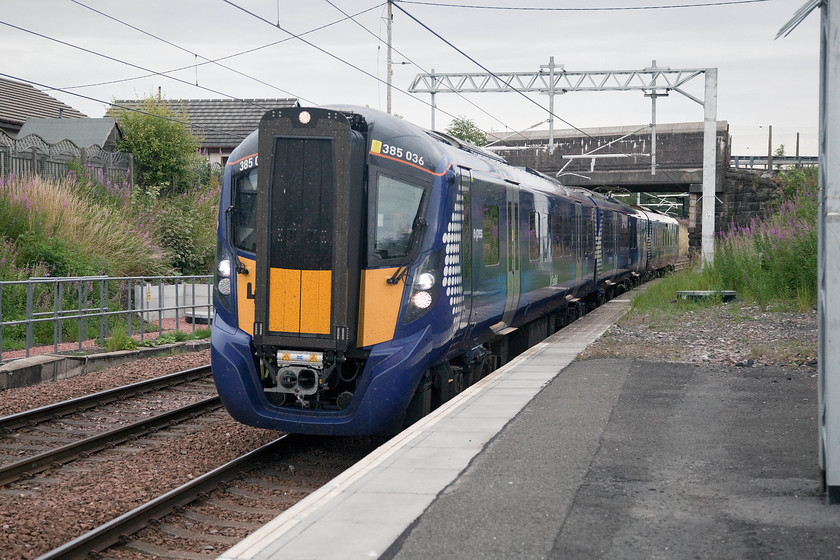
[701,68,718,267]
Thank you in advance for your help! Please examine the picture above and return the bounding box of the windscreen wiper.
[387,218,427,285]
[225,206,249,275]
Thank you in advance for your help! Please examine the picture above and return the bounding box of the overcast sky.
[1,0,821,155]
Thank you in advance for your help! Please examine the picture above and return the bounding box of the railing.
[0,275,212,363]
[730,154,818,170]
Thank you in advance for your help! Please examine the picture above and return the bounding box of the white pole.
[431,69,436,130]
[819,0,840,504]
[651,60,658,176]
[701,68,718,267]
[549,56,555,149]
[387,0,393,114]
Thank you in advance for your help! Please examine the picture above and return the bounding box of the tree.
[112,93,202,193]
[445,116,487,146]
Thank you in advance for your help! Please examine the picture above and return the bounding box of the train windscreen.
[372,174,424,261]
[232,167,258,253]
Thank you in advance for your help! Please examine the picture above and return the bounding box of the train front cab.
[213,107,454,435]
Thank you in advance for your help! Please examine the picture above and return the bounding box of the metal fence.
[0,130,132,186]
[0,275,212,363]
[730,154,819,170]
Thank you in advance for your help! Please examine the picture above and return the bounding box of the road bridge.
[486,121,785,252]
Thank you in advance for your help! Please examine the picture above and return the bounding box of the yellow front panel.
[236,257,256,336]
[300,270,332,334]
[268,268,301,333]
[357,268,405,347]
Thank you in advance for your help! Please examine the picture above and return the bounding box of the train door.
[574,202,583,285]
[458,166,474,340]
[501,180,520,329]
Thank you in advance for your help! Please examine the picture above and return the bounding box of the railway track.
[0,365,217,485]
[1,361,383,559]
[35,434,384,560]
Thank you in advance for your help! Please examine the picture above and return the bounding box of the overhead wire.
[68,0,308,103]
[219,0,462,123]
[396,0,772,11]
[0,19,278,113]
[391,1,694,188]
[57,1,389,104]
[0,71,242,140]
[322,0,527,139]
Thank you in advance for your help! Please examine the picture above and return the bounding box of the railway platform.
[218,296,840,560]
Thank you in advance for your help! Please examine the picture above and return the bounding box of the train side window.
[529,211,540,261]
[483,205,499,266]
[563,215,572,256]
[550,214,561,260]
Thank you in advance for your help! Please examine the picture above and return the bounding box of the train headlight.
[404,251,441,324]
[214,244,234,313]
[416,272,435,291]
[217,258,232,296]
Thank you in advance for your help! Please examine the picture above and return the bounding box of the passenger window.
[529,212,540,261]
[483,205,499,266]
[550,214,561,259]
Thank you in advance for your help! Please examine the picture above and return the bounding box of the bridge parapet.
[487,121,729,193]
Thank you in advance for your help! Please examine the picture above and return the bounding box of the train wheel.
[403,370,432,428]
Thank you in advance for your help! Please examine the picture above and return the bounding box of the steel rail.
[34,435,291,560]
[0,395,222,486]
[0,365,212,432]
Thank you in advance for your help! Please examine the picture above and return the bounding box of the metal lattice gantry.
[409,59,718,266]
[408,59,708,144]
[408,65,706,100]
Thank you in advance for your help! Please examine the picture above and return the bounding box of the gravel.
[579,303,818,371]
[0,349,213,417]
[0,348,280,560]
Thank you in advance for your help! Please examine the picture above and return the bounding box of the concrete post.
[701,68,718,266]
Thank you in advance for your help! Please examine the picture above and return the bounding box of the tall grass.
[0,169,219,351]
[0,174,172,278]
[635,167,818,312]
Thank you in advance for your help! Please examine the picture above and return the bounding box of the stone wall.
[687,169,782,252]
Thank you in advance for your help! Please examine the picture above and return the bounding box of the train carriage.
[211,106,679,436]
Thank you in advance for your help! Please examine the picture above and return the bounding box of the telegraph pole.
[386,0,393,114]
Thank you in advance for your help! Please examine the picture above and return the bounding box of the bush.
[144,182,220,275]
[112,93,203,193]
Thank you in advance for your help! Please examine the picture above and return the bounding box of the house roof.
[16,117,121,148]
[0,77,87,132]
[109,98,298,150]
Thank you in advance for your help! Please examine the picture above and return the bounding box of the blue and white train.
[211,106,679,436]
